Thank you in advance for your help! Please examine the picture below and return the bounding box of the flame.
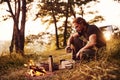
[24,59,47,77]
[27,69,35,77]
[27,69,45,76]
[35,71,44,76]
[29,59,35,66]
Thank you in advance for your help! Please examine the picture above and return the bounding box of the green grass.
[0,38,120,80]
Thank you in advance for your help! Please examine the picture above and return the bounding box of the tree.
[38,0,62,49]
[6,0,26,56]
[50,2,60,49]
[33,0,99,48]
[63,0,69,47]
[39,0,73,48]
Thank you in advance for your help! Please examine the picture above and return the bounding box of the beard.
[77,29,84,36]
[77,29,84,33]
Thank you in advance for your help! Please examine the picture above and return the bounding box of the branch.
[6,0,15,20]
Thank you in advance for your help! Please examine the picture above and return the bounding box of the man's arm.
[67,32,79,46]
[76,34,97,57]
[82,34,97,50]
[66,33,79,53]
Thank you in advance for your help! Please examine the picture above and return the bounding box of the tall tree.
[6,0,26,56]
[63,0,69,47]
[39,0,62,49]
[35,0,99,48]
[50,1,60,49]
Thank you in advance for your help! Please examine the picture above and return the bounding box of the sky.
[0,0,120,41]
[95,0,120,26]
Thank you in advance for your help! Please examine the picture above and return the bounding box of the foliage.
[107,37,120,63]
[88,16,104,24]
[0,53,41,79]
[35,0,101,48]
[25,32,58,52]
[0,54,26,76]
[0,0,103,49]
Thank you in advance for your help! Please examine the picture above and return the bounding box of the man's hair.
[72,17,88,26]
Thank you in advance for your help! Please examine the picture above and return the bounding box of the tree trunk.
[70,3,76,18]
[63,0,69,47]
[51,3,60,49]
[19,0,26,55]
[7,0,26,56]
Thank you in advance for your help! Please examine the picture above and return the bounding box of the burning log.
[27,66,46,77]
[24,60,47,77]
[29,66,46,74]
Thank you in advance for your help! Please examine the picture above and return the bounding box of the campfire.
[24,60,47,77]
[24,55,74,78]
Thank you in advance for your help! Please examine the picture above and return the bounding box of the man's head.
[72,17,88,32]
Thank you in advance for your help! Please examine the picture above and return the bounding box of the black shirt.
[79,25,106,48]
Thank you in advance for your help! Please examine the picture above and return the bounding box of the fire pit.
[24,60,45,76]
[24,59,54,78]
[24,55,74,79]
[24,55,58,79]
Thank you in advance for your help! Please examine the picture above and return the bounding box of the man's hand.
[76,48,85,58]
[65,46,72,53]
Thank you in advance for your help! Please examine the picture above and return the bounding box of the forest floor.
[0,38,120,80]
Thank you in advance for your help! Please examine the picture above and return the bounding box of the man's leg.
[71,36,84,60]
[81,49,96,61]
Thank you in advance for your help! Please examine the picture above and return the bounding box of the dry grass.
[0,38,120,80]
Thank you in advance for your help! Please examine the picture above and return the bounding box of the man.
[65,17,106,61]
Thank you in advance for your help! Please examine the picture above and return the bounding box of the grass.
[0,38,120,80]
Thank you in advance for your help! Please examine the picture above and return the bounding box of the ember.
[24,60,47,77]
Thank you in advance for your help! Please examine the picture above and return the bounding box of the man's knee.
[82,49,96,60]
